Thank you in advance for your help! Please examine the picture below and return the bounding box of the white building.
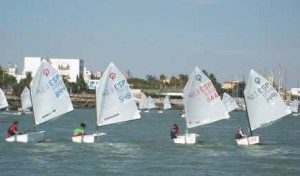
[83,66,92,83]
[24,57,43,78]
[49,58,83,83]
[291,88,300,97]
[23,57,84,83]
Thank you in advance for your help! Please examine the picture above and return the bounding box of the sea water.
[0,109,299,176]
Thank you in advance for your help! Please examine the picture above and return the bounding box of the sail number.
[247,91,258,100]
[247,82,279,103]
[48,74,67,98]
[189,81,219,103]
[119,92,132,102]
[114,79,132,102]
[114,80,126,90]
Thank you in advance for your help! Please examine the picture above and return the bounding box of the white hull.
[158,110,163,113]
[235,136,260,145]
[173,133,199,144]
[5,131,45,143]
[72,133,106,143]
[292,113,300,116]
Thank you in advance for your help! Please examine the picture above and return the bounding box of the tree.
[159,74,167,89]
[0,66,17,95]
[76,75,87,93]
[127,78,148,89]
[170,76,179,89]
[126,70,133,78]
[178,74,188,88]
[13,72,32,96]
[203,70,224,95]
[146,75,157,82]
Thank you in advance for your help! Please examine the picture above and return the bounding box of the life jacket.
[7,125,17,137]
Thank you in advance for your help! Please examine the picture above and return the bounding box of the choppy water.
[0,109,300,176]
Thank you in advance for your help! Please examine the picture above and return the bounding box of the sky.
[0,0,300,89]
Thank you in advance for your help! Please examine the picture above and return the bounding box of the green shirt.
[73,127,84,136]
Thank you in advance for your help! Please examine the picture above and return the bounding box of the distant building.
[83,66,92,83]
[23,57,84,83]
[49,58,83,83]
[5,63,23,83]
[222,81,239,90]
[291,88,300,97]
[24,57,43,78]
[95,71,102,78]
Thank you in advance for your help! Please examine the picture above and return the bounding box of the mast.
[297,80,300,112]
[284,67,287,100]
[243,75,253,136]
[243,94,253,136]
[29,87,38,132]
[95,92,99,134]
[278,64,282,94]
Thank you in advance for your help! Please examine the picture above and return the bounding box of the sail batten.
[96,62,141,126]
[244,69,291,131]
[184,66,229,129]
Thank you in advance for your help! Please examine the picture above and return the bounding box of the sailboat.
[138,92,148,112]
[289,100,299,116]
[6,60,74,143]
[291,81,300,116]
[158,96,171,113]
[0,88,9,110]
[236,69,291,145]
[146,95,156,111]
[20,87,33,114]
[222,92,238,113]
[173,66,229,144]
[72,62,141,143]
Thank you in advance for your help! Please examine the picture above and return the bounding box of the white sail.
[0,88,9,109]
[244,69,291,131]
[21,87,32,110]
[139,92,148,110]
[96,62,141,126]
[222,92,238,113]
[184,66,229,128]
[289,100,299,113]
[30,59,74,125]
[146,96,156,109]
[163,96,171,110]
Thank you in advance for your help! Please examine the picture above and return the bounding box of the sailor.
[73,123,87,136]
[235,126,247,139]
[170,124,180,139]
[7,120,19,138]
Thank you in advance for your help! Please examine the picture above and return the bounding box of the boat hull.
[236,136,260,145]
[5,131,45,143]
[72,133,106,143]
[173,133,199,144]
